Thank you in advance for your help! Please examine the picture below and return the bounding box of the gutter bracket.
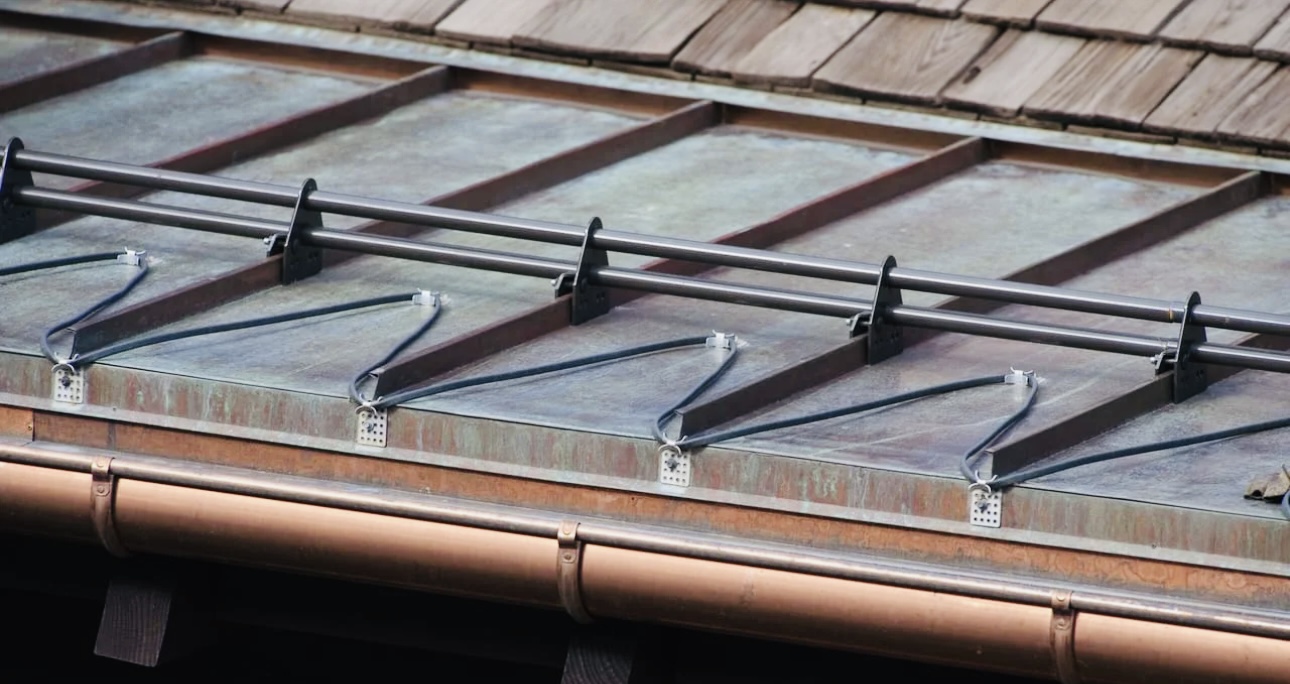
[557,520,593,624]
[553,217,611,325]
[1154,291,1208,403]
[0,137,35,245]
[91,456,130,558]
[849,255,903,362]
[1050,590,1080,684]
[266,177,323,285]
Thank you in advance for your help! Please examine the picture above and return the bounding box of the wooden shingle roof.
[162,0,1290,154]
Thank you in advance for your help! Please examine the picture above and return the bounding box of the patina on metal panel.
[0,56,372,189]
[0,91,640,363]
[0,26,125,82]
[409,159,1203,436]
[4,123,916,396]
[705,195,1290,513]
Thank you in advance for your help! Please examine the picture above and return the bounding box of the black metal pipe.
[15,187,283,239]
[15,182,1290,378]
[15,146,1290,340]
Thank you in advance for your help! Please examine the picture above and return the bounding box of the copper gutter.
[1,442,1287,683]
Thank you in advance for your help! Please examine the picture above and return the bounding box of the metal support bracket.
[658,443,691,487]
[1050,590,1080,684]
[557,520,593,624]
[0,137,35,244]
[849,255,904,363]
[1153,291,1208,403]
[265,178,323,285]
[355,406,388,448]
[52,362,85,404]
[91,457,130,558]
[553,217,611,325]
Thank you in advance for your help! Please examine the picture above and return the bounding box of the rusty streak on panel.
[990,332,1290,476]
[34,65,451,237]
[453,69,695,117]
[65,68,455,354]
[0,9,169,43]
[675,169,1268,436]
[0,31,192,115]
[723,105,964,152]
[371,136,988,397]
[989,140,1244,188]
[193,33,429,81]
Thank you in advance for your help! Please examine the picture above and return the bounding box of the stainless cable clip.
[115,248,146,267]
[706,331,736,350]
[1004,368,1035,386]
[412,290,440,307]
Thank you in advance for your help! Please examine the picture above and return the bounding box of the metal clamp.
[115,248,147,267]
[557,520,593,624]
[412,290,439,307]
[1050,590,1080,684]
[1153,291,1208,403]
[705,331,736,350]
[90,457,130,558]
[849,255,903,363]
[266,178,324,285]
[0,137,35,245]
[1004,368,1036,386]
[553,217,611,325]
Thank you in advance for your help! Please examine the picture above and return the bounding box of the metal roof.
[1,4,1289,678]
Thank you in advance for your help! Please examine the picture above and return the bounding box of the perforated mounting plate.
[969,488,1002,528]
[52,366,84,404]
[659,447,691,487]
[356,408,388,447]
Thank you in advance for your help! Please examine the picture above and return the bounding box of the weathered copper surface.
[2,9,1290,617]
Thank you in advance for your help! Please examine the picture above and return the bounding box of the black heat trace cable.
[364,335,732,411]
[665,369,1037,449]
[40,252,150,364]
[968,413,1290,522]
[0,251,123,278]
[62,293,434,370]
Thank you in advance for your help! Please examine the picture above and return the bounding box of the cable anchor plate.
[355,405,388,448]
[849,255,904,363]
[52,362,85,404]
[658,443,691,487]
[553,217,611,325]
[266,177,323,285]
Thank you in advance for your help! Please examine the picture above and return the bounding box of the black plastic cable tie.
[0,137,35,244]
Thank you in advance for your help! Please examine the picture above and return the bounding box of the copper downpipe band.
[2,447,1289,683]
